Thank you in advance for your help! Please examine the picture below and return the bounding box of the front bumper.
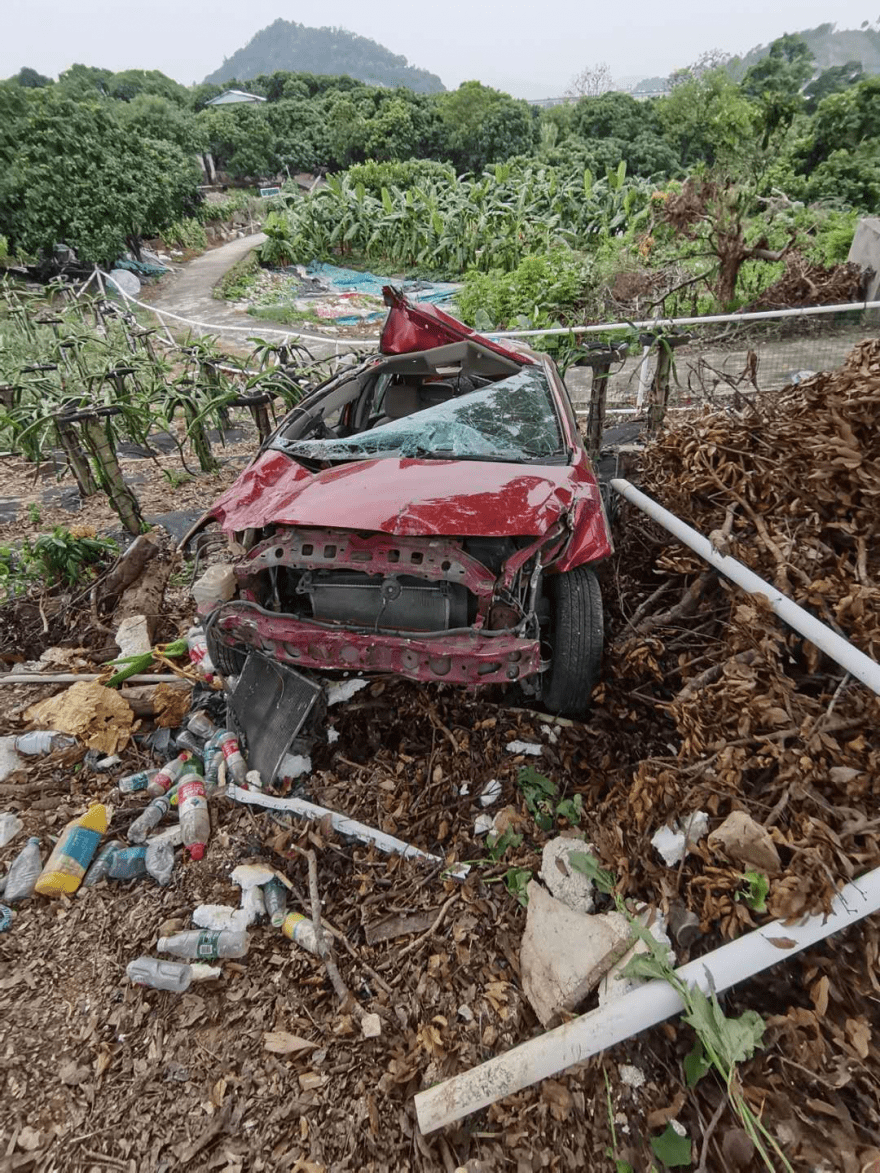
[212,601,541,685]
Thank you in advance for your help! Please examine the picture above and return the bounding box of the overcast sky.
[4,1,877,98]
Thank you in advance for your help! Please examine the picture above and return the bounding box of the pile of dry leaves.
[751,254,866,310]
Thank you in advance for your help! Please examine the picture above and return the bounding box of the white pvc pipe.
[225,784,469,879]
[635,343,651,409]
[611,478,880,697]
[489,299,880,339]
[0,673,190,685]
[415,865,880,1132]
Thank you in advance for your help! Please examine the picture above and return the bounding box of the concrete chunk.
[539,836,596,914]
[520,882,631,1027]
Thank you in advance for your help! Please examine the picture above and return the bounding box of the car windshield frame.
[275,366,568,466]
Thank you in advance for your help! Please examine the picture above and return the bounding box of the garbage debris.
[177,773,210,860]
[147,751,200,797]
[230,862,278,889]
[118,768,160,794]
[326,678,368,706]
[0,738,24,783]
[82,840,124,888]
[14,730,77,755]
[0,813,23,849]
[109,844,148,881]
[227,654,322,786]
[619,1064,646,1090]
[505,740,543,756]
[127,956,193,992]
[708,810,781,874]
[174,730,205,757]
[539,837,597,914]
[278,753,311,781]
[0,904,11,932]
[361,1013,382,1039]
[650,811,709,867]
[193,903,255,933]
[473,813,495,837]
[187,710,217,739]
[520,881,631,1027]
[34,803,108,896]
[24,681,135,755]
[281,912,322,956]
[145,839,175,886]
[92,754,122,772]
[157,929,250,959]
[191,564,236,615]
[115,614,152,660]
[186,624,217,681]
[479,779,502,807]
[3,837,43,903]
[216,731,247,785]
[128,793,173,843]
[262,877,287,927]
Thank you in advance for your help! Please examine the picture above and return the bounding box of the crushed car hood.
[210,449,587,538]
[380,286,533,367]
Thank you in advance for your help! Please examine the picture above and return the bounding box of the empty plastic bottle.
[15,731,77,755]
[281,912,322,957]
[128,794,172,844]
[263,878,287,928]
[127,956,192,992]
[145,839,175,887]
[178,774,210,861]
[147,751,198,797]
[217,732,248,785]
[0,813,23,848]
[203,738,224,793]
[175,730,205,757]
[82,840,124,888]
[4,837,43,903]
[118,768,160,795]
[108,844,147,881]
[35,804,108,896]
[157,929,249,959]
[187,710,217,739]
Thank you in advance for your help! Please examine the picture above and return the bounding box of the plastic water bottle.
[263,878,287,928]
[0,813,23,848]
[147,751,198,797]
[178,774,210,861]
[157,929,249,959]
[217,732,248,785]
[108,844,147,881]
[3,837,43,903]
[35,804,108,896]
[186,626,217,682]
[118,768,160,794]
[187,710,217,739]
[127,957,192,992]
[145,839,175,886]
[82,840,124,888]
[203,731,225,792]
[128,794,172,844]
[174,730,205,757]
[281,912,322,956]
[15,731,77,755]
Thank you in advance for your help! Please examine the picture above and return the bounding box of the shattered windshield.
[278,367,565,464]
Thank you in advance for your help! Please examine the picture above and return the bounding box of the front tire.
[542,565,603,717]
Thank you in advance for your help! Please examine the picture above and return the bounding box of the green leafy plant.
[569,849,616,895]
[516,765,584,831]
[737,871,770,913]
[28,527,118,587]
[27,503,42,525]
[160,218,208,251]
[650,1123,692,1167]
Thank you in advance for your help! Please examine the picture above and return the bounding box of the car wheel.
[542,565,603,717]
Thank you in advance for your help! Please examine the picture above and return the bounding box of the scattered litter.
[128,793,172,844]
[14,730,77,755]
[190,963,222,982]
[505,740,542,756]
[145,839,175,886]
[326,728,340,745]
[473,813,495,837]
[158,929,249,959]
[245,769,263,791]
[94,754,122,772]
[82,840,124,888]
[281,911,322,956]
[109,844,148,881]
[193,904,254,933]
[457,1004,474,1023]
[178,772,210,860]
[708,810,781,874]
[479,778,502,807]
[3,837,42,903]
[262,877,287,927]
[118,767,160,794]
[0,738,24,783]
[326,678,368,706]
[361,1013,382,1039]
[0,904,12,932]
[278,752,311,780]
[231,863,277,889]
[619,1064,646,1090]
[24,682,135,755]
[539,837,596,914]
[650,811,709,867]
[0,813,23,849]
[520,882,631,1027]
[127,956,193,992]
[35,803,108,895]
[226,784,470,879]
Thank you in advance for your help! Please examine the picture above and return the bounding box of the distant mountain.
[733,22,880,78]
[204,19,445,92]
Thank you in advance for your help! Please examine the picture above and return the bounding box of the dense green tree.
[197,103,277,177]
[105,68,189,105]
[117,94,204,155]
[573,91,658,141]
[804,142,880,207]
[189,82,223,110]
[0,82,28,169]
[437,81,536,172]
[57,64,112,95]
[11,67,54,88]
[0,90,201,263]
[741,34,814,141]
[798,75,880,170]
[656,68,757,168]
[804,61,864,112]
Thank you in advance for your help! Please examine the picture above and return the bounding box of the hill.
[734,22,880,77]
[204,19,445,93]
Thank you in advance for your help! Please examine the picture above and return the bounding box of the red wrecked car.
[195,290,612,716]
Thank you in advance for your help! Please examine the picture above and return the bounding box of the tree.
[57,64,112,95]
[105,68,189,105]
[198,103,277,178]
[11,67,53,88]
[437,81,536,172]
[804,61,863,112]
[797,76,880,171]
[657,69,757,168]
[565,63,613,100]
[741,34,814,142]
[572,91,655,141]
[117,94,204,155]
[669,49,731,88]
[0,90,201,264]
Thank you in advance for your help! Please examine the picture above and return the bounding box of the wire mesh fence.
[556,305,878,414]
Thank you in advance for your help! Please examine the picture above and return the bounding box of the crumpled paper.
[24,681,135,754]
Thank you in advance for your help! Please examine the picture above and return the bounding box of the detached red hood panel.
[380,286,533,366]
[210,449,594,538]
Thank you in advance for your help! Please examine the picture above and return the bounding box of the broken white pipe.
[611,478,880,698]
[415,864,880,1133]
[635,344,652,410]
[0,673,191,686]
[225,784,469,880]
